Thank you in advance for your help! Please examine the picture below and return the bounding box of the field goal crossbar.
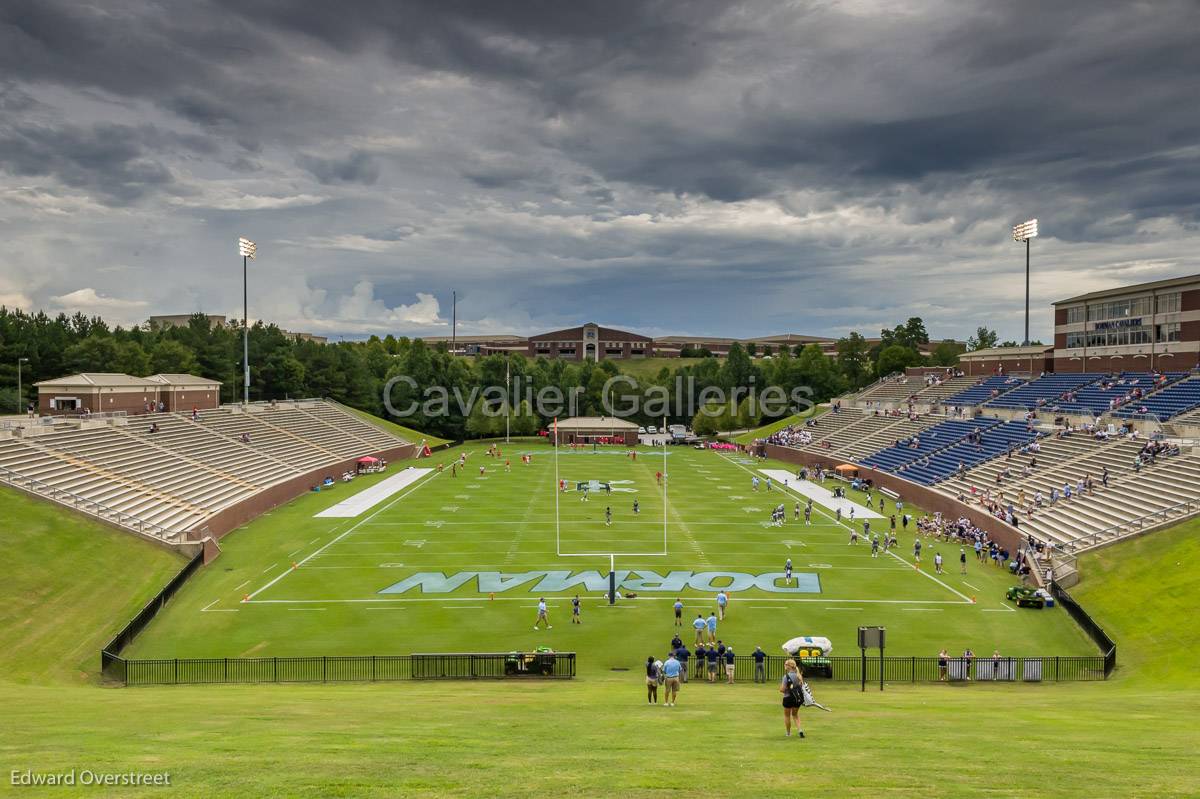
[552,418,669,602]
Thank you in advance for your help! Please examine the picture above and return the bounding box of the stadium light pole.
[238,237,257,405]
[16,356,29,413]
[1012,219,1038,346]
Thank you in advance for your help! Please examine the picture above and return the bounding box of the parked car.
[647,426,658,434]
[637,426,647,434]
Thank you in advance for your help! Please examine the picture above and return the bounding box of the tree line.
[0,308,1014,438]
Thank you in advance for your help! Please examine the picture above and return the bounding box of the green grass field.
[2,448,1199,797]
[126,442,1092,665]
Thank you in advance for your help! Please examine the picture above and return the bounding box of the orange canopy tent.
[834,464,859,476]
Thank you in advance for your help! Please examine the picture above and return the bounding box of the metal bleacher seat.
[983,374,1105,411]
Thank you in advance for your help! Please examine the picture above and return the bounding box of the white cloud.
[52,288,149,310]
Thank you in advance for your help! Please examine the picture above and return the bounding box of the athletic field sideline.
[126,442,1094,669]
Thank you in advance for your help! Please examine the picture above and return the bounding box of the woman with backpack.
[779,659,805,737]
[645,656,660,704]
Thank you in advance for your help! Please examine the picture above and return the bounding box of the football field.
[128,442,1096,670]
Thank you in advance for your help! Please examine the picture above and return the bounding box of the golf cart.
[1006,585,1046,609]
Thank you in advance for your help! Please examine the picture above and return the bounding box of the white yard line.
[983,606,1017,613]
[287,547,304,558]
[244,468,441,602]
[962,581,982,591]
[287,607,326,611]
[244,596,969,605]
[885,550,974,602]
[234,580,250,591]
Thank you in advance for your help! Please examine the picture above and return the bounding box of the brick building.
[528,322,652,361]
[957,345,1054,376]
[36,373,221,415]
[1052,274,1200,373]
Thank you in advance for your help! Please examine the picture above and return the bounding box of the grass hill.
[1072,517,1200,685]
[0,485,185,683]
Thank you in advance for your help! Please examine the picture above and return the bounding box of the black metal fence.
[101,549,205,681]
[1051,581,1118,677]
[685,653,1107,683]
[110,652,576,686]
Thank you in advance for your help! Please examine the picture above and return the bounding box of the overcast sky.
[2,0,1199,342]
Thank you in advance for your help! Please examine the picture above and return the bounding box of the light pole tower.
[17,356,29,414]
[238,237,257,405]
[1012,219,1039,346]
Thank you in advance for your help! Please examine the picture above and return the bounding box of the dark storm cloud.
[0,122,217,205]
[296,151,381,185]
[3,0,1200,340]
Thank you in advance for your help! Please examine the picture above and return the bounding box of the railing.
[1068,496,1200,551]
[0,463,184,542]
[108,652,576,686]
[1050,583,1117,677]
[685,653,1108,683]
[101,550,206,681]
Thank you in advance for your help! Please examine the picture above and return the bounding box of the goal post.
[552,416,670,604]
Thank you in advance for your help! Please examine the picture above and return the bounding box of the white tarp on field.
[756,469,884,519]
[315,468,433,518]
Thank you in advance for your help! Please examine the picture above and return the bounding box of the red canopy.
[357,456,380,464]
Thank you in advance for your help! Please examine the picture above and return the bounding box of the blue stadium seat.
[860,417,1038,485]
[983,374,1106,411]
[1051,372,1186,416]
[942,376,1027,407]
[1113,376,1200,421]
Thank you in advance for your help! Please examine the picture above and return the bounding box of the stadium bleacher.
[859,417,999,474]
[940,431,1200,552]
[1113,375,1200,421]
[983,373,1105,411]
[0,400,412,541]
[1049,372,1186,417]
[941,375,1027,407]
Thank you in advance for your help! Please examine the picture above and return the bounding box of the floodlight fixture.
[1013,218,1039,345]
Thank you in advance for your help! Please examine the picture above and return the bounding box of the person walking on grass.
[693,614,707,644]
[785,558,793,585]
[633,499,639,514]
[534,597,552,630]
[707,611,718,643]
[605,506,612,527]
[716,590,729,620]
[571,595,581,624]
[780,659,806,738]
[663,651,682,706]
[645,656,660,704]
[960,547,968,575]
[934,551,944,574]
[674,598,684,627]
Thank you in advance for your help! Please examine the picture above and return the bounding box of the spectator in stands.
[148,422,159,434]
